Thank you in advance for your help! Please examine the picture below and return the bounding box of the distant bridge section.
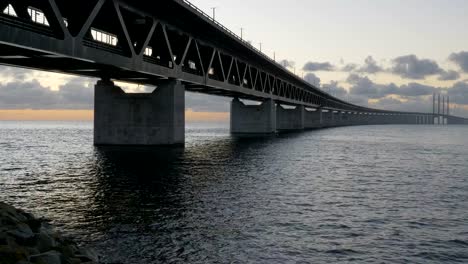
[0,0,467,145]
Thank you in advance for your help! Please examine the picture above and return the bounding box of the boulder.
[29,250,62,264]
[35,233,56,253]
[0,244,29,263]
[7,223,34,245]
[0,203,27,223]
[76,248,98,262]
[1,202,100,264]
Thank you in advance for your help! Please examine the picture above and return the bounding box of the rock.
[76,254,95,263]
[35,233,56,253]
[76,247,98,262]
[25,246,40,256]
[0,233,8,245]
[58,243,79,259]
[0,244,29,263]
[67,258,82,264]
[0,205,28,224]
[29,250,62,264]
[1,202,100,264]
[38,222,54,236]
[7,223,35,245]
[25,219,42,234]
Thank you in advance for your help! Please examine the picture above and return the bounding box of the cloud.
[322,81,347,98]
[369,96,432,113]
[340,54,462,80]
[57,79,94,109]
[315,79,368,106]
[185,92,230,112]
[397,83,435,97]
[449,51,468,73]
[0,80,59,109]
[1,65,467,117]
[302,61,335,72]
[279,59,295,69]
[391,55,443,79]
[347,74,379,98]
[340,74,468,116]
[358,56,383,74]
[0,75,231,112]
[447,82,468,104]
[347,74,435,99]
[438,70,460,81]
[0,78,96,109]
[342,63,358,72]
[341,56,383,74]
[304,73,321,86]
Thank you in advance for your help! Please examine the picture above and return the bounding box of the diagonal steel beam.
[78,0,105,39]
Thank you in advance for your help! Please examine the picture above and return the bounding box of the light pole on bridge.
[211,7,217,21]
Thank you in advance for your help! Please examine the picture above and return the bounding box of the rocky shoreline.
[0,202,98,264]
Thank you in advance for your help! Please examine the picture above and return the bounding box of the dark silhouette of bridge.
[1,0,467,145]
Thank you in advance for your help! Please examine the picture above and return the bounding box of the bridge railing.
[181,1,282,67]
[180,0,356,107]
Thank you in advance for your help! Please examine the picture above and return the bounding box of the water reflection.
[2,122,468,263]
[86,137,281,263]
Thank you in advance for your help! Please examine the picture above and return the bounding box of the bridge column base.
[304,108,323,129]
[230,98,276,134]
[277,105,305,131]
[94,79,185,146]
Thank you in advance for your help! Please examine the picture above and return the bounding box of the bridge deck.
[0,0,466,123]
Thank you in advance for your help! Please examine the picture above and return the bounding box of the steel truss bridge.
[0,0,467,145]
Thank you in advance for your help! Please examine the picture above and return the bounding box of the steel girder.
[0,0,465,121]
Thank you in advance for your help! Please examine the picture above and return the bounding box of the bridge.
[1,0,467,145]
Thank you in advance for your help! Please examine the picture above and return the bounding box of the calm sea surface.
[1,121,468,263]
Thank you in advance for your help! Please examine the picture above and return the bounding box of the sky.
[1,0,468,120]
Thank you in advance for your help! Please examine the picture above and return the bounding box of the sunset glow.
[0,109,229,122]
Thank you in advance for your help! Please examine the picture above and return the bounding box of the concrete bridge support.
[357,113,365,125]
[322,111,335,127]
[304,108,323,129]
[277,105,305,131]
[94,79,185,146]
[333,111,340,126]
[348,112,357,126]
[368,114,376,125]
[356,113,365,126]
[346,113,354,125]
[339,112,347,126]
[230,98,276,134]
[336,112,343,126]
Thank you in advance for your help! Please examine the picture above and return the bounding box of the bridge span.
[1,0,467,145]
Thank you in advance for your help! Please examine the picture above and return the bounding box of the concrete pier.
[341,112,350,126]
[355,113,364,125]
[230,98,276,134]
[322,110,334,127]
[276,105,305,131]
[94,79,185,146]
[304,108,323,129]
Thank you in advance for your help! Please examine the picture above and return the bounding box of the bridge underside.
[0,42,261,101]
[0,0,467,146]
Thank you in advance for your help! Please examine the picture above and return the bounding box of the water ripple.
[1,122,468,263]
